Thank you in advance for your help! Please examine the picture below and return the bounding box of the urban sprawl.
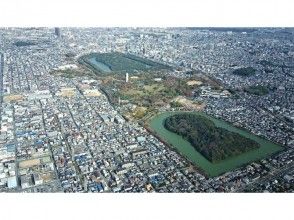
[0,28,293,192]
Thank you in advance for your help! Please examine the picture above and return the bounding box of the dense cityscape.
[0,27,293,192]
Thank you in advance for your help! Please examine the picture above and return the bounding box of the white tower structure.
[125,73,129,83]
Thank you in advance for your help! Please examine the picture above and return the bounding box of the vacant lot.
[56,88,76,97]
[186,80,203,86]
[3,94,24,102]
[19,159,41,168]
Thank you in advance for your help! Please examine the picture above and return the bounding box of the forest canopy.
[164,113,260,163]
[232,67,256,76]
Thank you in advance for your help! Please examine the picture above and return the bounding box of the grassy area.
[131,107,148,120]
[170,101,183,108]
[118,77,193,106]
[59,52,223,121]
[97,69,206,121]
[172,96,205,110]
[143,84,165,93]
[124,88,145,96]
[76,53,216,117]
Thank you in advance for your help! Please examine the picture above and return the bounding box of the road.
[0,52,4,108]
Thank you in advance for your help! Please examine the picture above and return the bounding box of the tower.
[54,27,61,38]
[125,73,129,83]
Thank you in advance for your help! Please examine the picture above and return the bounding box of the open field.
[3,94,24,102]
[50,65,95,79]
[83,89,101,97]
[186,80,203,86]
[143,84,165,93]
[56,88,76,97]
[129,106,148,120]
[172,96,205,110]
[113,74,199,102]
[19,159,41,169]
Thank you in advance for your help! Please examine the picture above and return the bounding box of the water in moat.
[88,57,112,73]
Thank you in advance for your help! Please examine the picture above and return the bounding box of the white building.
[7,176,17,189]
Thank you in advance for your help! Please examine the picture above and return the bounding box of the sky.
[0,0,293,27]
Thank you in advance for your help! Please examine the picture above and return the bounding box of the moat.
[149,111,283,177]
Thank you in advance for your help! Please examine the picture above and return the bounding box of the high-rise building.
[54,27,61,38]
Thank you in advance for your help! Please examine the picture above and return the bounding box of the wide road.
[0,53,4,120]
[0,52,3,103]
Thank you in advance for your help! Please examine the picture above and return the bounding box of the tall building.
[54,27,61,38]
